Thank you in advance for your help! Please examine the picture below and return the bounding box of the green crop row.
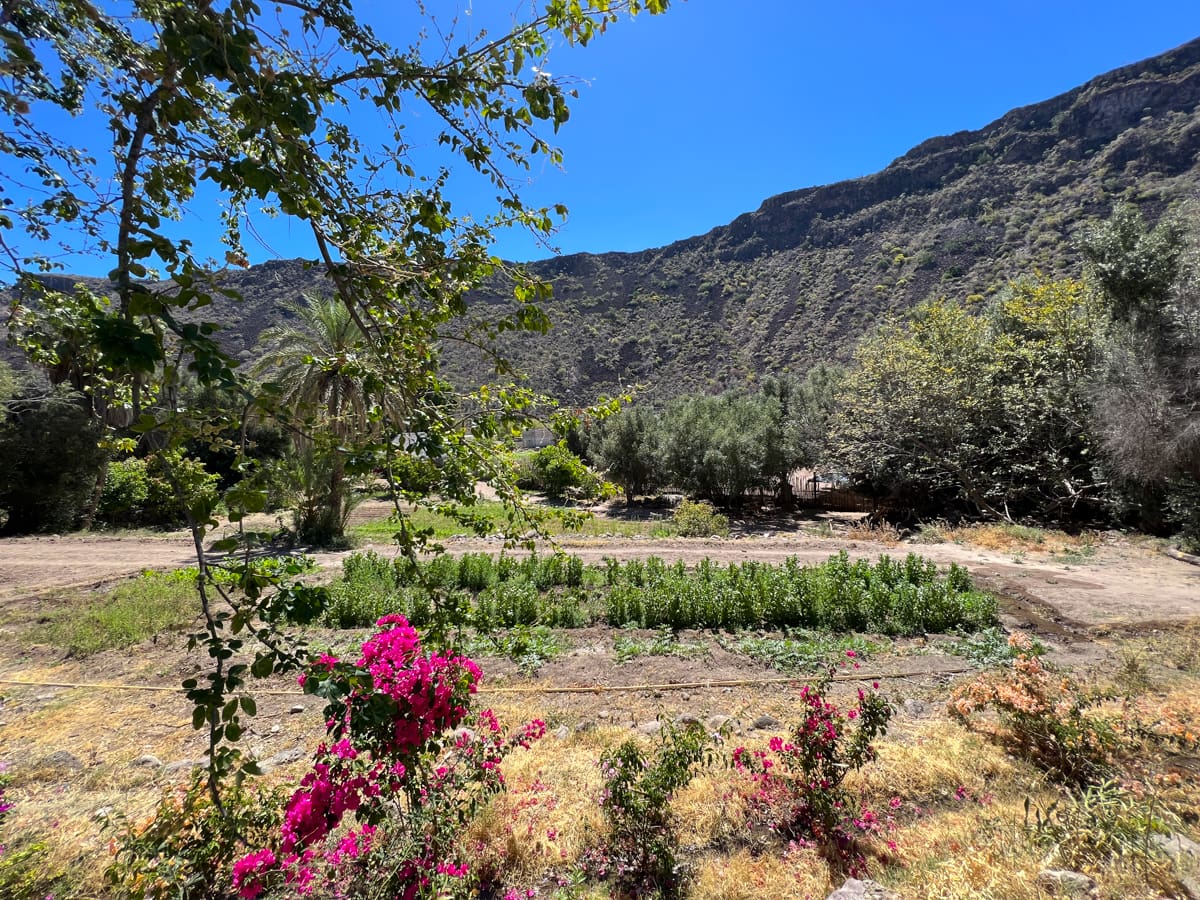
[323,549,997,636]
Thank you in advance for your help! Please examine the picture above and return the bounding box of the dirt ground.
[3,524,1197,629]
[1,516,1198,897]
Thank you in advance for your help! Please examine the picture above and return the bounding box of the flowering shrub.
[950,632,1119,785]
[232,615,543,899]
[583,723,714,898]
[731,660,892,873]
[0,761,9,831]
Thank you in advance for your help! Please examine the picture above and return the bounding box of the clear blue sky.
[8,1,1200,274]
[488,0,1200,261]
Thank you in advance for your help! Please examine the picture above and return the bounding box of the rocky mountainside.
[11,37,1200,402]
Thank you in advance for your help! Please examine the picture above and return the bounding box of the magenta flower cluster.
[232,615,543,899]
[731,672,893,875]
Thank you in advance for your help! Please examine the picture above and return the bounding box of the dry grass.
[690,848,833,899]
[945,523,1100,556]
[846,520,903,545]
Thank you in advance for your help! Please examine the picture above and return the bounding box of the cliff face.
[461,36,1200,402]
[11,38,1200,401]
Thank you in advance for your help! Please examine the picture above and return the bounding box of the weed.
[463,626,567,674]
[1028,780,1177,873]
[942,626,1046,668]
[36,571,200,656]
[909,520,950,544]
[722,631,885,673]
[1115,645,1155,695]
[613,627,709,664]
[846,520,902,544]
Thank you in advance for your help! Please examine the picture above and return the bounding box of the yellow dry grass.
[689,848,832,900]
[945,523,1099,555]
[845,521,903,545]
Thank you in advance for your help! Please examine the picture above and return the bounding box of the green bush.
[671,499,729,537]
[525,442,602,500]
[98,451,219,529]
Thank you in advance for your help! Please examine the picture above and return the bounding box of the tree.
[253,295,383,544]
[830,281,1106,523]
[663,392,775,506]
[1082,204,1200,546]
[760,366,843,505]
[0,387,107,533]
[0,0,672,816]
[591,405,664,503]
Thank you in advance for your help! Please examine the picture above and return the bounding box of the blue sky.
[8,1,1200,274]
[491,0,1200,260]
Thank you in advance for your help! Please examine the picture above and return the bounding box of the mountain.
[10,37,1200,402]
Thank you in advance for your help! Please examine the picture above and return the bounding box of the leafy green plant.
[585,723,715,898]
[105,773,286,900]
[462,625,567,674]
[723,631,884,672]
[942,626,1046,668]
[1028,780,1177,872]
[613,626,709,664]
[671,499,729,537]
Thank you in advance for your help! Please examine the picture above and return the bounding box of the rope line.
[0,669,972,697]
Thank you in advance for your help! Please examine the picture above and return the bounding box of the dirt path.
[2,526,1198,630]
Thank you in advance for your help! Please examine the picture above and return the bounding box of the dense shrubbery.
[0,389,106,534]
[323,549,996,635]
[97,451,220,529]
[515,442,604,500]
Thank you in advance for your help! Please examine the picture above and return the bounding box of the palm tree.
[253,295,380,544]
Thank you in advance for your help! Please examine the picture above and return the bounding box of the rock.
[163,760,200,776]
[41,750,83,772]
[826,877,898,899]
[288,704,306,714]
[901,699,928,717]
[597,709,611,720]
[636,720,662,736]
[132,754,163,769]
[706,714,736,733]
[265,747,306,768]
[554,725,570,740]
[1036,869,1096,896]
[674,713,703,727]
[34,692,59,702]
[1152,831,1200,859]
[752,714,782,730]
